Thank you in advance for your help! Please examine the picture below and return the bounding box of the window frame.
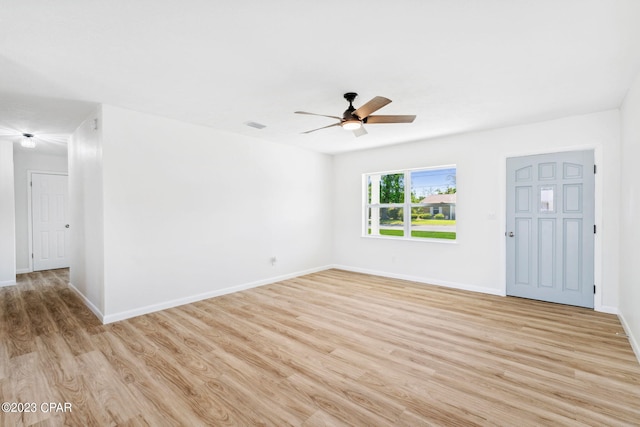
[363,165,457,242]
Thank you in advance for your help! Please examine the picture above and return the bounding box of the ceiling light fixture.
[341,119,362,130]
[21,133,36,149]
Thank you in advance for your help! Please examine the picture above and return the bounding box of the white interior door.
[32,173,70,271]
[506,150,595,308]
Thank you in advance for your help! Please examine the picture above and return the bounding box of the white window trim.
[362,165,457,242]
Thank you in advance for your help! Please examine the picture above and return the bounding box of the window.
[364,166,457,240]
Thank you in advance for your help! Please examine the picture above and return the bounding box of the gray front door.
[506,150,594,308]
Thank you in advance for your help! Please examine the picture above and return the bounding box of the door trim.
[500,145,611,313]
[27,170,68,273]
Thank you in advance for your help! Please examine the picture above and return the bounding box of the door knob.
[508,231,514,237]
[65,224,70,228]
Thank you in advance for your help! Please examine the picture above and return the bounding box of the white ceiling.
[1,0,640,155]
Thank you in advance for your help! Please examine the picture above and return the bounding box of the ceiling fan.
[295,92,416,137]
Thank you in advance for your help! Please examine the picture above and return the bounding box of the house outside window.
[364,166,456,240]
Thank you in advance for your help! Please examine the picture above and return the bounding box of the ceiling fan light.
[342,120,362,130]
[21,133,36,149]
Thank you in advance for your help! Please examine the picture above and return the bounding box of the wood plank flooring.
[1,268,639,426]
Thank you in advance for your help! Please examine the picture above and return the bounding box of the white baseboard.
[331,264,505,297]
[102,265,334,324]
[68,282,105,322]
[0,279,16,288]
[595,305,618,315]
[16,268,30,275]
[618,311,640,365]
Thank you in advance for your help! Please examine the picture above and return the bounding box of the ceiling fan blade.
[366,115,416,124]
[302,122,341,134]
[295,111,342,120]
[353,126,368,138]
[353,96,391,119]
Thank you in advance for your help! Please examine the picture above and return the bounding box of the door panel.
[514,218,532,285]
[506,150,594,308]
[538,218,555,288]
[563,219,582,291]
[32,173,69,271]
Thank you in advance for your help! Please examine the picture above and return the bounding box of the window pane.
[411,168,456,202]
[410,167,457,239]
[378,173,404,204]
[540,185,555,212]
[368,207,404,237]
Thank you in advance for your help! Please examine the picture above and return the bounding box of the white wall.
[69,108,105,317]
[99,105,333,322]
[0,141,16,286]
[333,110,621,311]
[13,149,68,273]
[619,72,640,360]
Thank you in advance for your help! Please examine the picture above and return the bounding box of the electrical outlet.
[270,256,277,266]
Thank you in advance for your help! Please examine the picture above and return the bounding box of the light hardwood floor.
[1,269,639,426]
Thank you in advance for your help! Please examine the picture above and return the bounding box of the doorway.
[506,150,595,308]
[30,172,70,271]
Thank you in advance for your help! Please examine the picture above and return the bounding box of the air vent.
[245,121,266,129]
